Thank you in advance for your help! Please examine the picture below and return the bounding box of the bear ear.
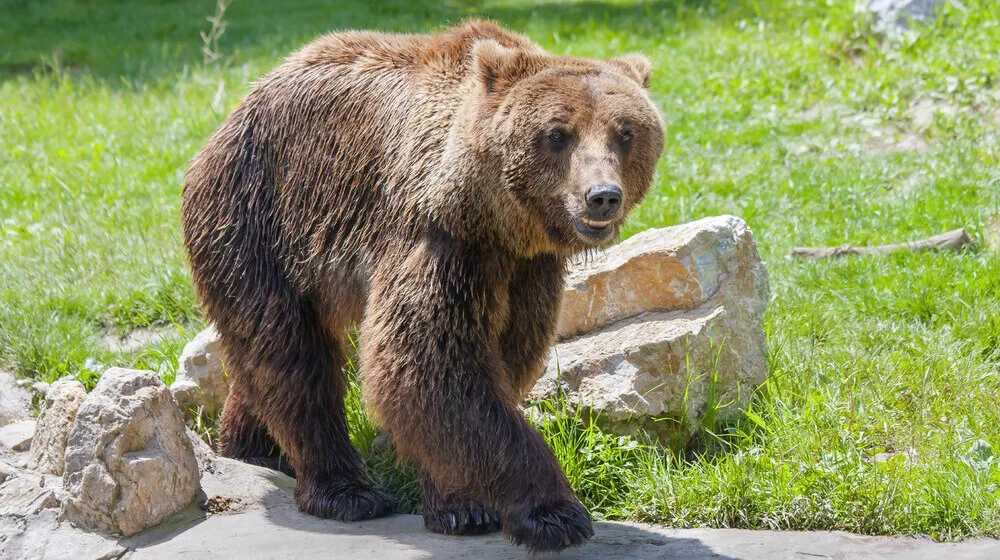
[608,53,652,88]
[470,39,542,94]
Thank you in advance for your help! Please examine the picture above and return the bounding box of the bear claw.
[295,480,398,522]
[424,500,502,536]
[507,500,594,552]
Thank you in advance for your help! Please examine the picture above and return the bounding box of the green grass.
[3,0,1000,540]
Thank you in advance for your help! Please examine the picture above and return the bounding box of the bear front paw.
[295,479,398,522]
[423,499,502,535]
[506,499,594,552]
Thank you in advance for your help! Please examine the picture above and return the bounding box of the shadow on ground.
[124,463,736,559]
[1,0,727,83]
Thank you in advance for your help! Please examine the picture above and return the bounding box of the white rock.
[532,216,769,446]
[856,0,956,35]
[62,368,200,536]
[0,369,32,427]
[170,325,229,416]
[0,420,36,452]
[28,378,87,475]
[557,215,767,339]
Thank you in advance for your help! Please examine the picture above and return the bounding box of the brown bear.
[181,19,664,552]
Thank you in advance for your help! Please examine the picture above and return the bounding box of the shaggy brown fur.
[182,19,664,552]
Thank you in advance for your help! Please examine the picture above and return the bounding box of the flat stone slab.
[121,457,1000,560]
[123,513,1000,559]
[0,419,36,452]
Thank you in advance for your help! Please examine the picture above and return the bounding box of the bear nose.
[585,184,623,220]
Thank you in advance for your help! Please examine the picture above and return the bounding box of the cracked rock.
[62,368,199,536]
[532,216,769,446]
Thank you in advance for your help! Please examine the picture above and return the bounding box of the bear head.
[466,39,665,256]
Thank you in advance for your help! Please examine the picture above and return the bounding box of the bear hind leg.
[220,293,396,522]
[219,379,295,477]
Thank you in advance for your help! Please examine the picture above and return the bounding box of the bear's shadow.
[257,482,740,560]
[123,466,739,559]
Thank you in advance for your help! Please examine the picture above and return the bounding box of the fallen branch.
[789,228,974,259]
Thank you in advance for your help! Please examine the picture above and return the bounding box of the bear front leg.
[500,254,566,400]
[362,230,593,552]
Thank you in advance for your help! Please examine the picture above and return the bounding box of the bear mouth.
[573,217,614,240]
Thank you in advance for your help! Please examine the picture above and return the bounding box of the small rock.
[856,0,956,35]
[0,420,37,452]
[171,325,229,417]
[16,378,50,398]
[0,369,32,427]
[62,368,200,536]
[31,381,51,397]
[531,216,769,447]
[28,378,87,475]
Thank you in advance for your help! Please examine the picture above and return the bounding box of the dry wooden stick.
[789,228,974,259]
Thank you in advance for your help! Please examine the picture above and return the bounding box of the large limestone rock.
[170,325,229,416]
[557,216,766,338]
[171,217,767,448]
[62,367,200,536]
[27,377,87,475]
[0,369,31,427]
[531,216,769,446]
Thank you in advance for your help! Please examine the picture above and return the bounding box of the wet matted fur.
[182,19,664,552]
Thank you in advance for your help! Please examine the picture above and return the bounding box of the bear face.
[471,42,665,254]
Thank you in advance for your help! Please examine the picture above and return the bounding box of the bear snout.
[584,184,623,221]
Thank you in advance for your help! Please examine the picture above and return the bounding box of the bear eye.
[546,128,571,151]
[617,123,634,145]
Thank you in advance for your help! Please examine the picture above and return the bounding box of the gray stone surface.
[27,377,87,475]
[0,467,61,517]
[0,457,126,560]
[62,368,200,536]
[0,369,31,428]
[0,420,36,452]
[531,216,769,445]
[120,454,999,560]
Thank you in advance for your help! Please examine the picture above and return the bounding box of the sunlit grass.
[2,0,999,539]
